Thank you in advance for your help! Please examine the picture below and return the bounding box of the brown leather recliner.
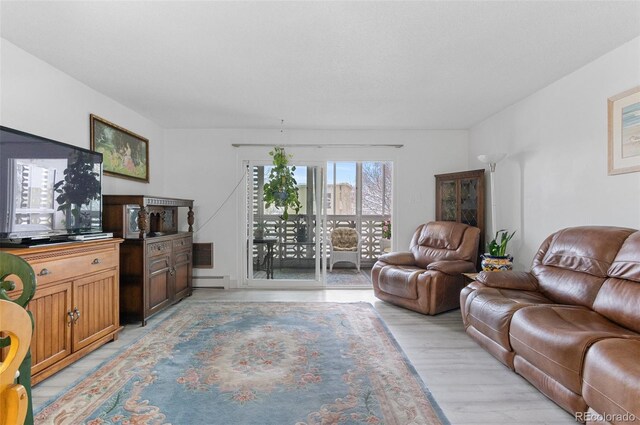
[461,226,640,422]
[372,221,480,315]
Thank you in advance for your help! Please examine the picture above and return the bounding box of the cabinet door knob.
[73,307,81,324]
[67,310,74,326]
[38,268,51,276]
[169,267,176,276]
[92,258,101,265]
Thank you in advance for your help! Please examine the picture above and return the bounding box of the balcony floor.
[253,266,372,287]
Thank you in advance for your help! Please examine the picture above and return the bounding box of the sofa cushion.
[377,265,424,300]
[509,305,640,395]
[540,227,631,277]
[464,287,553,351]
[410,222,480,269]
[331,228,358,250]
[593,278,640,334]
[532,227,635,308]
[582,339,640,421]
[608,231,640,283]
[416,221,465,249]
[592,230,640,334]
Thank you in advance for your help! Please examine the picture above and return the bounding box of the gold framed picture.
[608,86,640,175]
[90,114,149,182]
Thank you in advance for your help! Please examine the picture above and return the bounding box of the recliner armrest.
[476,271,538,291]
[426,260,476,275]
[377,251,416,266]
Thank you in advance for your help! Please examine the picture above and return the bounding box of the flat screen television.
[0,126,103,243]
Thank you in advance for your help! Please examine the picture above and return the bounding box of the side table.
[462,272,479,284]
[253,238,277,279]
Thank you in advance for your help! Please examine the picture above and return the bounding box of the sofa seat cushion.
[582,339,640,421]
[510,306,640,395]
[377,265,425,299]
[332,246,357,252]
[465,287,554,350]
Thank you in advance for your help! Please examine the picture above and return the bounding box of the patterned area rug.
[36,302,449,425]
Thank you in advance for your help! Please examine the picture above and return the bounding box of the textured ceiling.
[2,1,639,130]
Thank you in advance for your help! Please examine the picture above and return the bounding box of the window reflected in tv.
[0,126,103,240]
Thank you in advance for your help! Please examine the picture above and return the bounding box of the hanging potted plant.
[481,229,516,271]
[263,146,302,220]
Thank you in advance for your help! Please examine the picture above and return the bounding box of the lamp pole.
[488,162,498,237]
[477,153,506,237]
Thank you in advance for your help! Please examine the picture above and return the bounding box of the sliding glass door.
[243,158,393,288]
[244,161,325,287]
[325,161,392,276]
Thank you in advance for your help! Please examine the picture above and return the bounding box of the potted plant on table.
[253,222,266,239]
[263,147,302,220]
[380,219,392,253]
[481,229,516,271]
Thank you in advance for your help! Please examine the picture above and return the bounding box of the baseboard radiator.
[193,275,229,289]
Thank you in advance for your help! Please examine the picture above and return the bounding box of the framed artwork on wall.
[608,86,640,175]
[90,114,149,182]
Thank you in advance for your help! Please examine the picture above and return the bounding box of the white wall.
[0,39,165,195]
[163,129,469,285]
[469,36,640,269]
[1,38,470,286]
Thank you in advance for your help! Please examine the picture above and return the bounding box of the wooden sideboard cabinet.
[1,239,123,384]
[103,195,194,326]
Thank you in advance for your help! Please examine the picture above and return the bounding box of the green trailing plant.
[263,146,301,220]
[488,229,516,257]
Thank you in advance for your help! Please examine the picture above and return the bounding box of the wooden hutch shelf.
[103,195,194,326]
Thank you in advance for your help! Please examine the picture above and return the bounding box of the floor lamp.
[478,153,506,237]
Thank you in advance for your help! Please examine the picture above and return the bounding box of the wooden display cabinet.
[435,169,485,258]
[102,195,194,326]
[1,239,123,384]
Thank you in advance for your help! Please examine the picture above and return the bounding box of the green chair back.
[0,252,37,425]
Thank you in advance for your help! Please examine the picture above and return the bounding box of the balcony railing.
[252,214,390,268]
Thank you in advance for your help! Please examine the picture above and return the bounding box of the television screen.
[0,126,103,240]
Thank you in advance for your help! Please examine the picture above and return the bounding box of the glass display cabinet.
[435,169,485,256]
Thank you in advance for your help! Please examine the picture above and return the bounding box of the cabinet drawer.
[30,249,118,286]
[173,236,192,252]
[174,250,191,265]
[147,240,172,257]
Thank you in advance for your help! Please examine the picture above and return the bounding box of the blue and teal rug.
[36,302,449,424]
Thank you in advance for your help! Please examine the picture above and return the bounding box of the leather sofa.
[461,226,640,423]
[372,221,480,315]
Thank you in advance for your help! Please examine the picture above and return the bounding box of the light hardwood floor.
[32,288,575,424]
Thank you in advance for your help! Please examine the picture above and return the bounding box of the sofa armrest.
[426,260,476,275]
[476,271,538,291]
[378,251,416,266]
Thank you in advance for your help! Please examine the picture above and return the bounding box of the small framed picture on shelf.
[608,86,640,175]
[90,114,150,182]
